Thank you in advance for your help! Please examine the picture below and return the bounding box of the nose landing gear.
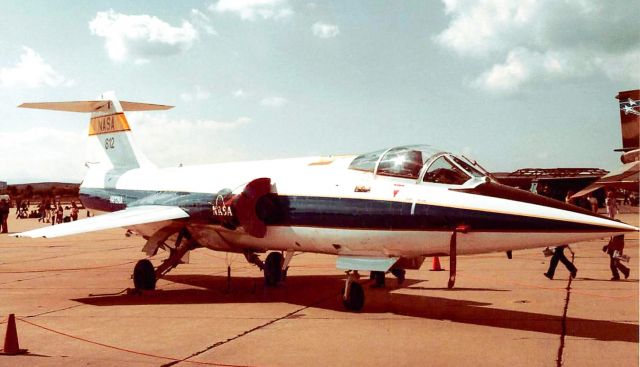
[342,271,364,311]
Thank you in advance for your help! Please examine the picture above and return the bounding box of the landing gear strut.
[371,271,385,288]
[448,224,469,289]
[370,268,405,288]
[342,270,364,311]
[132,228,195,291]
[390,268,406,285]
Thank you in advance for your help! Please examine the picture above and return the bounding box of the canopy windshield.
[349,145,486,184]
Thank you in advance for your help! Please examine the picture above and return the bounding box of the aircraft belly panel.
[185,224,625,258]
[459,231,618,255]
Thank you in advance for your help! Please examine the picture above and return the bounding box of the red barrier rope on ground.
[0,261,137,274]
[15,317,257,367]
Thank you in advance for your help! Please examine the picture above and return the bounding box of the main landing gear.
[369,268,406,288]
[244,250,294,287]
[132,228,196,291]
[264,252,283,286]
[133,259,156,290]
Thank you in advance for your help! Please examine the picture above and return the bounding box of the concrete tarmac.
[0,210,638,366]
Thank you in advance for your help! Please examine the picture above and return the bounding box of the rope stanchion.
[15,317,255,367]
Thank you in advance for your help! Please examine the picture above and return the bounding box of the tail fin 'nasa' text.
[19,91,172,171]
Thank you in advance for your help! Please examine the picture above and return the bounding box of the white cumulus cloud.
[129,112,251,166]
[89,9,199,63]
[473,48,594,93]
[210,0,293,21]
[0,128,86,182]
[435,0,640,93]
[180,85,211,102]
[191,8,217,35]
[0,47,71,88]
[260,96,287,107]
[1,114,252,181]
[312,22,340,38]
[233,89,248,98]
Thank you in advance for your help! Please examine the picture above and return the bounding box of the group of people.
[0,199,81,233]
[543,235,630,281]
[573,191,620,217]
[37,200,80,225]
[544,189,630,281]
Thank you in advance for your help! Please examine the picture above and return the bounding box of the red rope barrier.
[16,317,257,367]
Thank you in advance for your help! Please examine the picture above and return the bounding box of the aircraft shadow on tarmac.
[73,274,638,343]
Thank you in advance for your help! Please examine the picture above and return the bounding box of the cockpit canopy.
[348,145,485,185]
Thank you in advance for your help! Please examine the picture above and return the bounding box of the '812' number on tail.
[104,137,115,150]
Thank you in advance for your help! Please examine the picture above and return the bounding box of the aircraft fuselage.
[78,154,633,259]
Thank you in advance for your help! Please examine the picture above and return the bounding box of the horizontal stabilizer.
[13,205,189,238]
[120,101,174,111]
[572,161,639,198]
[19,101,173,113]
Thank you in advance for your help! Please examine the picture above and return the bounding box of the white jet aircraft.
[15,92,637,310]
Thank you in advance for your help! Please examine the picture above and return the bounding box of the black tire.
[264,252,283,287]
[342,282,365,311]
[133,259,156,290]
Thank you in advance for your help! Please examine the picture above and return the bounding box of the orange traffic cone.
[1,314,28,355]
[430,256,445,271]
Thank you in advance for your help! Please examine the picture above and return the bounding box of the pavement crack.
[27,304,84,318]
[556,254,575,367]
[161,293,335,367]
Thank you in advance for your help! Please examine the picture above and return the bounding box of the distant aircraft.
[14,92,637,311]
[573,89,639,198]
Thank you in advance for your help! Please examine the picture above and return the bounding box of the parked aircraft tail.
[615,89,639,152]
[19,91,172,171]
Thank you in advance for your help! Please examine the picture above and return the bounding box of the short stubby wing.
[13,205,189,239]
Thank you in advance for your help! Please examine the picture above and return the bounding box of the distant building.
[493,168,608,206]
[0,181,6,194]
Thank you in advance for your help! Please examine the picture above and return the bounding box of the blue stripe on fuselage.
[79,187,616,232]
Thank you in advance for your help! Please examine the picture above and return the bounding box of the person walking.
[587,194,598,213]
[50,202,57,225]
[55,204,64,224]
[565,191,574,205]
[0,199,9,233]
[70,201,79,221]
[605,191,618,219]
[38,201,46,222]
[603,235,630,280]
[544,245,577,280]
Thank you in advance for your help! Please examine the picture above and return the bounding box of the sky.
[0,0,639,183]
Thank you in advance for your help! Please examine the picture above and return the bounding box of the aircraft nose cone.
[460,182,638,233]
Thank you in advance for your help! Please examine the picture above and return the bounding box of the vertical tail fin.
[19,91,172,171]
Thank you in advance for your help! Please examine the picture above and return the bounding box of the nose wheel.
[342,271,364,311]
